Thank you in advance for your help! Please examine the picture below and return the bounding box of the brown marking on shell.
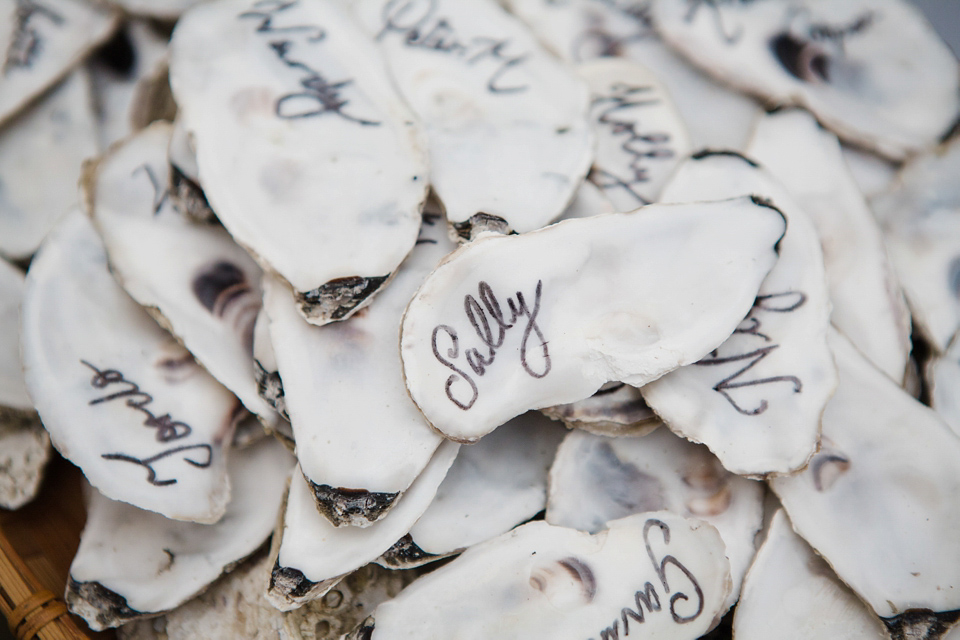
[66,578,144,630]
[307,480,399,528]
[881,609,960,640]
[451,212,513,242]
[296,275,390,323]
[377,534,441,570]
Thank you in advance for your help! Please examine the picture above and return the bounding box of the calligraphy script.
[4,0,64,73]
[80,360,213,486]
[376,0,530,94]
[239,0,380,126]
[571,0,654,61]
[694,291,806,416]
[683,0,771,44]
[431,280,550,411]
[589,518,705,640]
[588,83,674,207]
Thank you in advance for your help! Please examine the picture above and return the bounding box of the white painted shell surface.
[0,258,30,410]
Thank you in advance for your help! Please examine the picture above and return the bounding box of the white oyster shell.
[747,108,911,382]
[577,58,691,210]
[382,411,564,565]
[556,180,615,221]
[872,137,960,354]
[0,257,30,412]
[104,0,204,21]
[770,330,960,626]
[169,0,429,324]
[652,0,960,160]
[841,144,899,201]
[88,20,170,149]
[268,441,460,611]
[546,427,763,611]
[117,553,422,640]
[503,0,762,150]
[21,210,240,523]
[261,213,452,527]
[541,382,658,437]
[0,0,118,127]
[0,68,98,261]
[400,198,785,442]
[353,0,593,241]
[929,340,960,439]
[252,306,288,425]
[86,121,277,428]
[358,513,731,640]
[641,150,836,477]
[734,509,887,640]
[67,437,294,631]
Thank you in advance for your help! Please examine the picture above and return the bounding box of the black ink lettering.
[429,280,550,410]
[239,0,380,126]
[684,0,745,44]
[620,582,662,633]
[132,164,170,216]
[588,84,674,206]
[81,360,192,442]
[102,444,214,487]
[377,0,530,94]
[4,0,64,73]
[644,519,704,624]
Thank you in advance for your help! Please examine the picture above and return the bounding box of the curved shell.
[22,210,240,523]
[541,382,658,437]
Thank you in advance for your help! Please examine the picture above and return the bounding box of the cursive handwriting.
[694,291,806,416]
[431,280,550,410]
[589,518,704,639]
[132,164,170,216]
[377,0,530,94]
[4,0,64,73]
[572,0,654,61]
[81,360,214,486]
[240,0,380,126]
[588,83,674,207]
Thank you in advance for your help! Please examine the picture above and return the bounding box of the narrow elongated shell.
[872,137,960,353]
[353,0,593,241]
[400,198,785,442]
[382,412,564,565]
[770,330,960,630]
[0,0,118,127]
[169,0,429,325]
[22,210,240,523]
[642,151,836,477]
[577,58,691,210]
[541,382,658,437]
[547,427,763,610]
[747,108,911,382]
[67,438,294,631]
[88,21,170,149]
[0,68,98,261]
[503,0,762,150]
[652,0,960,160]
[117,552,423,640]
[734,509,887,640]
[268,441,460,611]
[252,307,288,424]
[261,214,452,527]
[86,121,277,428]
[0,257,51,509]
[358,513,731,640]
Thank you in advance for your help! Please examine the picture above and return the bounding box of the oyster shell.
[353,0,593,241]
[747,107,912,382]
[88,20,171,149]
[641,150,836,477]
[929,340,960,438]
[400,198,786,442]
[872,136,960,353]
[841,144,899,201]
[21,210,240,523]
[546,426,763,611]
[261,212,453,527]
[0,67,98,261]
[734,509,887,640]
[252,306,288,424]
[167,115,216,224]
[541,382,658,437]
[85,121,278,429]
[353,512,731,640]
[117,552,423,640]
[0,258,50,510]
[555,180,615,221]
[651,0,960,160]
[0,0,118,127]
[503,0,762,150]
[168,0,429,325]
[379,411,564,567]
[770,329,960,635]
[268,440,460,611]
[578,58,691,210]
[104,0,204,21]
[66,437,294,631]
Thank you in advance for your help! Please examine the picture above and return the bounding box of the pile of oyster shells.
[2,0,960,638]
